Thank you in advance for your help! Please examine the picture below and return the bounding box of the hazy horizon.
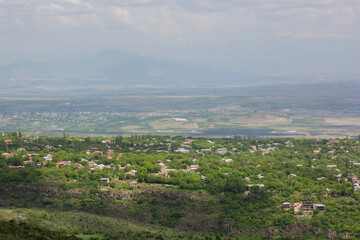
[1,0,360,77]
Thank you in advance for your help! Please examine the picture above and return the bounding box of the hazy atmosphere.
[1,0,360,76]
[2,2,360,240]
[1,0,360,138]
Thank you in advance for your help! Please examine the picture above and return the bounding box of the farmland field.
[0,81,359,138]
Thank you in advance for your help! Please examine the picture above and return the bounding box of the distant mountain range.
[0,49,260,88]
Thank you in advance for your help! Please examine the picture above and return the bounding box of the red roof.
[91,151,103,155]
[4,139,12,143]
[56,162,63,165]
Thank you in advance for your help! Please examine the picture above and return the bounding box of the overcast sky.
[1,0,360,75]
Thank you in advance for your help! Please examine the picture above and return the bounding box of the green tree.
[137,167,148,182]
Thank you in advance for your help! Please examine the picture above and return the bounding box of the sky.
[1,0,360,76]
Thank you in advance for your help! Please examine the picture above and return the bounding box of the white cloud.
[1,0,360,67]
[38,4,65,15]
[0,0,359,38]
[276,31,350,39]
[62,0,82,5]
[111,7,132,25]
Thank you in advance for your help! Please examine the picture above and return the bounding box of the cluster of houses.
[278,201,326,217]
[99,177,138,187]
[348,173,360,191]
[4,137,360,196]
[2,152,18,159]
[248,144,279,155]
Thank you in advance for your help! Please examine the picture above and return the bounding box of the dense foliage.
[1,132,360,239]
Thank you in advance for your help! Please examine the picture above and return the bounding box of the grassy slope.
[0,207,246,240]
[0,220,80,240]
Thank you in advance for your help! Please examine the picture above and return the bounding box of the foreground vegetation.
[1,132,360,239]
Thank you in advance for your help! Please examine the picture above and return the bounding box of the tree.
[137,167,148,182]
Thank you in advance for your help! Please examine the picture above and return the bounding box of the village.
[2,134,360,204]
[2,133,360,239]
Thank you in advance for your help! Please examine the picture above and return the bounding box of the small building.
[186,167,197,173]
[176,148,190,154]
[247,184,264,190]
[175,118,187,122]
[280,202,291,210]
[200,148,211,153]
[75,164,83,169]
[301,201,314,211]
[107,149,115,156]
[314,204,326,211]
[92,151,103,156]
[97,164,105,170]
[62,161,71,166]
[129,181,138,186]
[44,145,55,150]
[100,178,110,184]
[56,162,63,168]
[43,155,53,161]
[125,170,137,176]
[337,174,342,182]
[224,159,233,164]
[159,164,168,172]
[88,161,97,167]
[216,148,227,155]
[23,160,33,166]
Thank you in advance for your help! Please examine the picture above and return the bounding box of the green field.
[0,94,359,138]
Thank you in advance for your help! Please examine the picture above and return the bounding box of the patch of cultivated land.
[149,119,198,130]
[326,118,360,126]
[0,92,359,138]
